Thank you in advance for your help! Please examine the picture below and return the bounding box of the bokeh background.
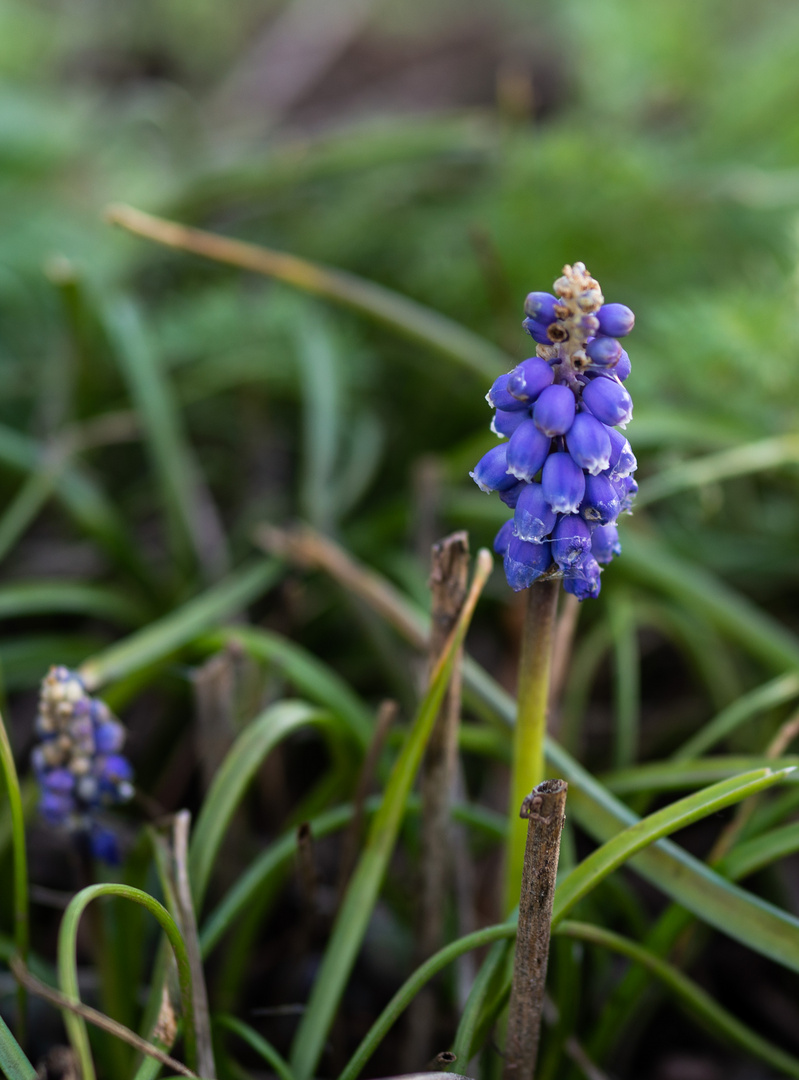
[5,1,799,1077]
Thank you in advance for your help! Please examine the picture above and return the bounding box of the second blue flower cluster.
[31,666,134,862]
[470,262,638,599]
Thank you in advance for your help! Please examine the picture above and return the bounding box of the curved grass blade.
[0,1015,36,1080]
[602,756,799,794]
[58,883,196,1080]
[673,672,799,761]
[213,1015,294,1080]
[718,820,799,881]
[619,531,799,673]
[188,701,333,910]
[255,525,799,974]
[103,297,229,580]
[105,205,509,379]
[0,709,28,1042]
[552,767,796,926]
[200,795,503,959]
[608,592,639,768]
[338,922,516,1080]
[0,424,147,583]
[0,473,54,565]
[0,581,147,626]
[289,550,493,1080]
[78,559,282,690]
[555,921,799,1079]
[635,433,799,510]
[200,625,372,748]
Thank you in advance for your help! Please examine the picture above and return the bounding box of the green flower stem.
[505,579,559,914]
[0,710,28,1045]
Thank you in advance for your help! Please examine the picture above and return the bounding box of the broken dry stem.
[504,779,568,1080]
[404,532,470,1067]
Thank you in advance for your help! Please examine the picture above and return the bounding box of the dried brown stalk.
[504,779,568,1080]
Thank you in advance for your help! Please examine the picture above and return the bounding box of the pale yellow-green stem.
[504,579,559,914]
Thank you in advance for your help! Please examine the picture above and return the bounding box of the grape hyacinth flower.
[470,262,637,600]
[31,666,134,862]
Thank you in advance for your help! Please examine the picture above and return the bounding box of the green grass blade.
[0,1016,37,1080]
[673,672,799,761]
[106,204,510,380]
[718,820,799,880]
[602,756,799,794]
[0,710,28,1043]
[201,625,372,748]
[556,921,799,1079]
[0,473,54,565]
[188,701,332,911]
[338,923,516,1080]
[200,795,503,959]
[78,559,282,690]
[57,883,196,1080]
[288,551,492,1080]
[103,297,229,579]
[552,767,796,926]
[214,1015,294,1080]
[0,581,147,626]
[272,535,799,974]
[635,433,799,509]
[295,315,341,532]
[608,593,639,768]
[619,531,799,672]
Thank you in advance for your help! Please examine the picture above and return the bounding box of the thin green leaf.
[199,795,504,959]
[267,531,799,975]
[189,701,332,911]
[200,625,372,748]
[288,551,492,1080]
[0,473,54,565]
[295,315,341,532]
[608,592,639,768]
[552,768,796,926]
[556,921,799,1079]
[634,433,799,509]
[0,709,28,1043]
[718,820,799,881]
[214,1015,294,1080]
[0,581,147,626]
[603,756,799,794]
[78,559,282,691]
[619,531,799,672]
[103,297,229,579]
[673,672,799,761]
[0,1015,37,1080]
[106,204,509,380]
[57,883,196,1080]
[338,923,516,1080]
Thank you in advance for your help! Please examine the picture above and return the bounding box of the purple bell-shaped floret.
[533,384,576,436]
[597,303,635,337]
[471,445,519,493]
[580,474,621,526]
[486,373,531,412]
[586,336,623,368]
[491,408,529,439]
[567,413,612,475]
[504,535,553,592]
[493,519,515,555]
[563,553,602,601]
[552,515,592,568]
[542,452,586,514]
[507,357,554,403]
[582,375,633,428]
[506,421,552,482]
[514,482,558,543]
[590,522,622,565]
[524,292,559,325]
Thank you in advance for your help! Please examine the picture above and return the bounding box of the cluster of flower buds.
[31,666,134,862]
[470,262,637,600]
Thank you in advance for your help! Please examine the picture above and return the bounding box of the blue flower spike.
[471,261,638,599]
[32,666,134,862]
